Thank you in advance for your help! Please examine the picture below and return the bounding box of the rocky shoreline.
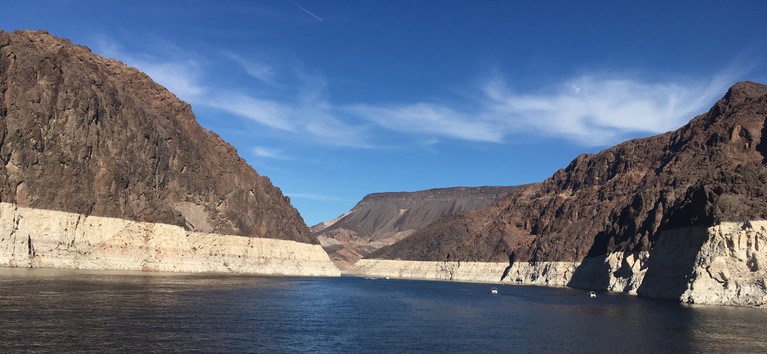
[3,197,764,307]
[0,202,340,277]
[351,220,767,308]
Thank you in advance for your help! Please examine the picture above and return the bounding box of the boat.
[491,287,499,294]
[589,291,597,298]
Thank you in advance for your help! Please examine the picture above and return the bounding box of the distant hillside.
[312,186,529,268]
[371,81,767,263]
[363,81,767,306]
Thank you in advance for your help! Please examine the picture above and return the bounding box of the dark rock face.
[371,81,767,263]
[312,186,528,267]
[0,30,312,243]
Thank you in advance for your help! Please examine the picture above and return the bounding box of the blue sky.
[3,1,767,225]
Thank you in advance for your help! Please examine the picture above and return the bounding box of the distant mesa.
[312,186,529,269]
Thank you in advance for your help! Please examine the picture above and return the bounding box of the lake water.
[0,269,765,353]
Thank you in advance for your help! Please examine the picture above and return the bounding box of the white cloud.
[207,88,373,148]
[91,37,373,147]
[352,71,739,146]
[207,93,296,131]
[481,73,737,145]
[253,146,292,160]
[349,103,504,142]
[286,192,344,201]
[92,37,205,103]
[224,52,277,84]
[91,35,743,149]
[135,60,205,101]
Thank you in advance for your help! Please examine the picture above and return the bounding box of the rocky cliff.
[312,186,526,268]
[0,30,311,243]
[0,30,336,275]
[0,202,339,276]
[366,81,767,307]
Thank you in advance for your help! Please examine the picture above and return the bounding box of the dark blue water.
[0,269,766,353]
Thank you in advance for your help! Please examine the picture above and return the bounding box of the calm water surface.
[0,268,766,353]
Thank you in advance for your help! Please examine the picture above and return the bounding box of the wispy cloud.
[353,70,741,146]
[93,36,205,102]
[482,72,737,145]
[349,103,504,142]
[91,36,372,148]
[207,93,296,131]
[286,192,344,201]
[207,88,373,148]
[137,60,206,100]
[223,52,277,84]
[253,146,293,160]
[92,35,744,149]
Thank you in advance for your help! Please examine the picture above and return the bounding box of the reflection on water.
[0,268,765,353]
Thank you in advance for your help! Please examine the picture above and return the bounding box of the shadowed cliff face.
[312,186,529,268]
[0,30,312,243]
[371,81,767,263]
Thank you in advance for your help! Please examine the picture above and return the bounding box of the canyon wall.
[364,82,767,307]
[353,221,767,307]
[0,202,339,276]
[350,259,577,287]
[638,220,767,307]
[0,30,311,244]
[0,30,336,276]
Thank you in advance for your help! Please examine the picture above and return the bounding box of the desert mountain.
[371,81,767,264]
[0,30,312,243]
[313,186,527,268]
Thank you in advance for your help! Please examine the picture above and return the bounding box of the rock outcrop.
[0,202,339,276]
[0,30,336,275]
[312,186,526,268]
[637,221,767,307]
[0,30,311,243]
[348,260,513,283]
[365,81,767,307]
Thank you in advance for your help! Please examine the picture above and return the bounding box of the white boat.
[491,287,499,294]
[589,291,597,298]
